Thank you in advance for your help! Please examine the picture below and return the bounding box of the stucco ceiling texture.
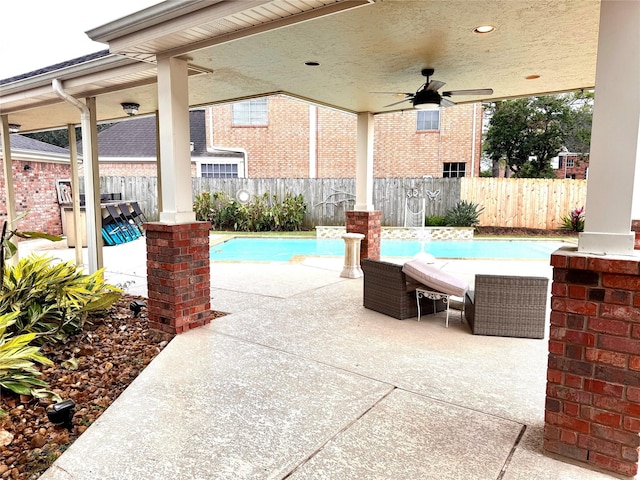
[1,0,601,132]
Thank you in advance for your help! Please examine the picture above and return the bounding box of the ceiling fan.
[379,68,493,109]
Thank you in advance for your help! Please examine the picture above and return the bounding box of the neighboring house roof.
[79,109,242,159]
[0,50,111,85]
[0,134,69,155]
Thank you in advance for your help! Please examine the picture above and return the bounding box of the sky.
[1,0,162,79]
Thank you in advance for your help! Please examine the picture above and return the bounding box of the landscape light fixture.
[8,124,21,134]
[130,300,146,318]
[47,399,76,431]
[121,102,140,116]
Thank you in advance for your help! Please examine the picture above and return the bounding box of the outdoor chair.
[464,274,549,338]
[129,201,148,225]
[105,204,140,242]
[118,203,144,235]
[362,259,446,320]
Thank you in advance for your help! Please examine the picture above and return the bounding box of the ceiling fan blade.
[426,80,445,91]
[442,88,493,96]
[383,97,413,108]
[371,92,413,96]
[440,97,456,108]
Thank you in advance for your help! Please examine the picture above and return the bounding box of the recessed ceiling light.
[473,25,496,34]
[305,61,320,66]
[525,75,541,80]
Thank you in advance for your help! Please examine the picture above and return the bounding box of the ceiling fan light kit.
[381,68,493,110]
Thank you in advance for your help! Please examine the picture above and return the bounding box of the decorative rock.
[0,430,13,447]
[30,433,46,448]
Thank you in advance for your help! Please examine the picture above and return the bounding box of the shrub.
[0,311,53,411]
[193,191,307,232]
[444,201,484,228]
[425,215,447,227]
[1,256,121,343]
[560,206,585,232]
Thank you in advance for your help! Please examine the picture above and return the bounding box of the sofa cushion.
[402,259,469,297]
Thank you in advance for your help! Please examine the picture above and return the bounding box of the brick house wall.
[87,161,197,177]
[555,154,589,180]
[208,96,483,178]
[0,159,68,235]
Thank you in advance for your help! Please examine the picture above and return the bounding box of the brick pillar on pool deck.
[632,220,640,249]
[346,211,381,261]
[545,247,640,477]
[145,222,212,334]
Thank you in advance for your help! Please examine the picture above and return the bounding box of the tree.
[24,124,113,148]
[484,94,591,178]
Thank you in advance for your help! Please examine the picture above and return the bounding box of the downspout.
[309,105,317,178]
[470,103,477,177]
[52,79,102,272]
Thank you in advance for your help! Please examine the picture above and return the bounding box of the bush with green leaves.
[1,255,121,343]
[0,311,54,414]
[425,215,447,227]
[194,190,307,232]
[443,201,484,228]
[560,206,585,232]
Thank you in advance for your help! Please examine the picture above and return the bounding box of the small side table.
[340,233,365,278]
[416,288,463,328]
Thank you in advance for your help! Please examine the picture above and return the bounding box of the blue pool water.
[209,237,566,262]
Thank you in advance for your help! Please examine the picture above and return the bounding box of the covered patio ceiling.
[1,0,600,133]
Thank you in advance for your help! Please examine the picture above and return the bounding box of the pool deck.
[21,236,630,480]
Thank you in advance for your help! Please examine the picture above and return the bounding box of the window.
[232,99,268,126]
[443,162,466,178]
[200,163,239,178]
[416,110,440,130]
[565,158,575,168]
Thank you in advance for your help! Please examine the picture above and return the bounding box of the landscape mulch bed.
[0,294,226,479]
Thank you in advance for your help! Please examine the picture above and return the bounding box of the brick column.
[631,220,640,250]
[545,247,640,477]
[346,211,381,261]
[145,222,211,334]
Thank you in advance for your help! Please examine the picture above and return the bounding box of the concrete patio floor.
[20,237,633,479]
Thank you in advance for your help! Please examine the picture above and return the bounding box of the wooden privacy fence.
[460,177,587,229]
[97,176,586,229]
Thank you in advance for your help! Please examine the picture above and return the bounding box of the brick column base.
[545,246,640,477]
[631,220,640,249]
[145,222,212,334]
[346,211,381,261]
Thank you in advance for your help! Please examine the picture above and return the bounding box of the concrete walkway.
[21,237,630,479]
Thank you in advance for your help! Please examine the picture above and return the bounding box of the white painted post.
[354,112,374,211]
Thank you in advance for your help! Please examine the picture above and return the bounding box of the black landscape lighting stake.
[130,300,146,318]
[47,399,76,431]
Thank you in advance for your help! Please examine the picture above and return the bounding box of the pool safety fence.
[316,226,474,240]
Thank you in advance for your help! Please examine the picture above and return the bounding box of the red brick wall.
[555,154,589,180]
[145,222,212,334]
[208,97,483,178]
[374,104,481,177]
[97,162,159,177]
[93,162,197,178]
[546,249,640,477]
[212,97,310,178]
[316,107,357,177]
[0,159,67,235]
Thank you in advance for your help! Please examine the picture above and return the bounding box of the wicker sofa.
[464,274,549,338]
[362,259,445,319]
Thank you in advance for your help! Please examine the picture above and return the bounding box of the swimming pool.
[209,237,567,262]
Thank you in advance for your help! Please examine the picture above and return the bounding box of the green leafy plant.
[424,215,447,227]
[0,311,53,415]
[193,191,307,232]
[1,216,62,281]
[560,206,585,232]
[1,255,121,343]
[443,201,484,228]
